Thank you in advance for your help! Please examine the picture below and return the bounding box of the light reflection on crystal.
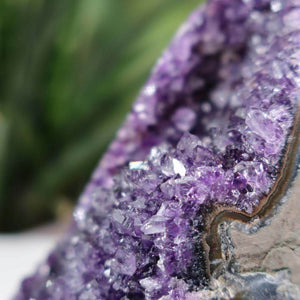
[172,158,186,177]
[45,280,52,288]
[143,84,156,96]
[129,161,148,170]
[271,0,282,12]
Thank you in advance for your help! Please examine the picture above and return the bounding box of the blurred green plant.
[0,0,200,232]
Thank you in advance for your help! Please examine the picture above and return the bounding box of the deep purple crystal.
[16,0,300,299]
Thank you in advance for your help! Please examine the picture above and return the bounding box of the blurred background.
[1,0,200,232]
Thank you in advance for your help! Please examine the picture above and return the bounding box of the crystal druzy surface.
[16,0,300,299]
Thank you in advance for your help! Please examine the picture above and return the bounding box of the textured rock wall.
[231,170,300,284]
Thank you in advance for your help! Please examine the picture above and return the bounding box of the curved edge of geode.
[204,107,300,275]
[202,158,300,299]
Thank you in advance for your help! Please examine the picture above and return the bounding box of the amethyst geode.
[17,0,300,299]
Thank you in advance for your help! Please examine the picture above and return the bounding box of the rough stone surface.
[15,0,300,299]
[231,171,300,285]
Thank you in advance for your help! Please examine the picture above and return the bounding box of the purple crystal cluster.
[16,0,300,299]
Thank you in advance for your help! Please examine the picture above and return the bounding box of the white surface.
[0,231,59,300]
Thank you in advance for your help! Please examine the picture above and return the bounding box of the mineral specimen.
[16,0,300,299]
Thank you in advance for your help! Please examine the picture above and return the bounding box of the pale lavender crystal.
[16,0,300,299]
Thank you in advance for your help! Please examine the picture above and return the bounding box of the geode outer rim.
[200,105,300,276]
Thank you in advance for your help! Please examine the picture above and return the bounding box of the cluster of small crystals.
[16,0,300,299]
